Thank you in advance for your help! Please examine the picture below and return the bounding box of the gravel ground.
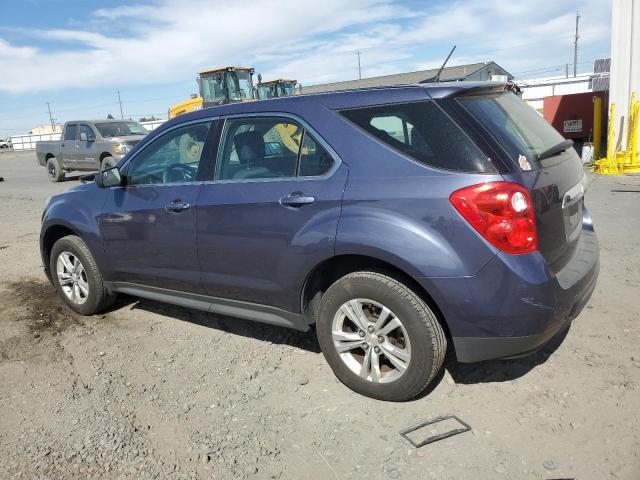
[1,150,639,479]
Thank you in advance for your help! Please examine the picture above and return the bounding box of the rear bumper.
[418,217,599,363]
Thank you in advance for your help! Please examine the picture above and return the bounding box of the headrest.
[234,131,264,164]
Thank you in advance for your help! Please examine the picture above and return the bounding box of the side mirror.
[96,167,122,188]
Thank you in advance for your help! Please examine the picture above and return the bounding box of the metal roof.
[301,61,510,94]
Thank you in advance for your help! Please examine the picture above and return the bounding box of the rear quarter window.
[339,101,495,173]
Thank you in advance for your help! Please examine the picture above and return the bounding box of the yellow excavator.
[168,66,256,119]
[256,79,298,100]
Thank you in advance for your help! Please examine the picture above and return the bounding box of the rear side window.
[340,101,495,173]
[216,116,335,181]
[457,92,567,170]
[64,124,77,141]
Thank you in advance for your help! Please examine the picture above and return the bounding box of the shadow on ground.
[4,279,568,396]
[129,296,322,354]
[446,327,569,385]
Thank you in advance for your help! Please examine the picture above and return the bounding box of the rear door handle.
[165,200,191,213]
[280,192,316,208]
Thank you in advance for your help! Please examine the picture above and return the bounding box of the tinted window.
[64,124,77,141]
[127,122,211,185]
[95,121,148,137]
[78,124,94,140]
[457,92,566,169]
[298,131,334,176]
[217,117,303,180]
[340,101,494,173]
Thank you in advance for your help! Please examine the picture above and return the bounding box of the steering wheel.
[163,163,195,183]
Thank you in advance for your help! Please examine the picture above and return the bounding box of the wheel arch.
[99,152,114,163]
[300,254,451,340]
[41,223,81,282]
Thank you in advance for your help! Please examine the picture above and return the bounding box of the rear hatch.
[454,90,585,273]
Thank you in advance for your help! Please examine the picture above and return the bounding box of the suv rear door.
[196,114,347,315]
[454,91,585,272]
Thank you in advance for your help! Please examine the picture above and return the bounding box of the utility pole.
[117,91,124,119]
[357,51,362,80]
[573,11,580,77]
[46,102,55,131]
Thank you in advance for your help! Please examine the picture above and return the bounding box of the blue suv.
[40,83,599,401]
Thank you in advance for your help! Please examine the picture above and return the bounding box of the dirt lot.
[1,150,639,480]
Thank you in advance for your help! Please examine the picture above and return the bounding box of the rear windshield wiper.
[535,139,574,161]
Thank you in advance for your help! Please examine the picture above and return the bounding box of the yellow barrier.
[594,92,640,175]
[593,95,603,159]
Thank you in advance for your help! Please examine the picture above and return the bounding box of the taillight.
[449,182,537,254]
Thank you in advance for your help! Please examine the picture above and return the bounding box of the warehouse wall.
[610,0,640,149]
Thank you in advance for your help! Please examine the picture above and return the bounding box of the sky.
[0,0,612,138]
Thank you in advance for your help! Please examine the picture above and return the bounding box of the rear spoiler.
[447,82,522,98]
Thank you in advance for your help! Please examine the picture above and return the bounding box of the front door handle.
[280,192,316,208]
[165,200,191,213]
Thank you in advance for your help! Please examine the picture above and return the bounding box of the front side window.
[95,121,148,138]
[340,101,495,173]
[126,122,212,185]
[216,117,334,181]
[78,124,94,141]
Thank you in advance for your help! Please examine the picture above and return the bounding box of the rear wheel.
[46,157,65,182]
[317,271,446,401]
[100,156,116,171]
[50,235,116,315]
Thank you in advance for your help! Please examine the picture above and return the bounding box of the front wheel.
[317,272,447,401]
[50,235,116,315]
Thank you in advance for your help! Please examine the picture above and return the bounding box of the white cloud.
[0,0,612,95]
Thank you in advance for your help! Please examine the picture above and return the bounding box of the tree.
[107,113,114,119]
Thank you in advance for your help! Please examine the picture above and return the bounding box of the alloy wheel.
[331,298,411,383]
[56,251,89,305]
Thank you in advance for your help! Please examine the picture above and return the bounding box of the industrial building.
[301,61,513,94]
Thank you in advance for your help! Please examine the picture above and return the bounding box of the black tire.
[49,235,116,315]
[100,156,116,171]
[317,271,446,401]
[46,157,65,183]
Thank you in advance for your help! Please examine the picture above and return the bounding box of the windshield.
[278,83,295,97]
[457,92,566,168]
[95,121,147,137]
[227,70,253,102]
[257,84,275,100]
[200,73,226,103]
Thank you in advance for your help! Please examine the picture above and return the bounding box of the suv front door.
[197,115,347,314]
[98,120,216,293]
